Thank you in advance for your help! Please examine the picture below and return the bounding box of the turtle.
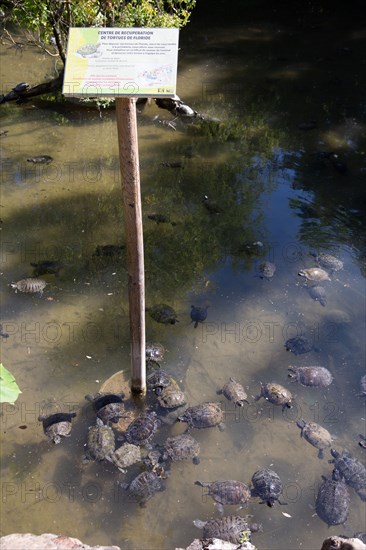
[109,443,142,473]
[145,342,166,367]
[13,82,30,93]
[195,480,251,514]
[217,377,249,406]
[296,419,333,459]
[38,412,76,444]
[178,402,225,430]
[285,335,314,355]
[190,305,209,328]
[147,213,176,226]
[146,368,172,392]
[160,161,183,168]
[124,411,159,448]
[311,252,343,272]
[193,515,262,545]
[84,418,116,462]
[308,285,327,307]
[122,469,166,507]
[315,469,350,526]
[288,366,333,387]
[360,375,366,397]
[30,260,63,277]
[254,382,292,410]
[203,195,224,214]
[329,448,366,501]
[258,261,276,280]
[85,392,126,424]
[156,378,186,409]
[161,433,200,464]
[251,468,286,506]
[93,244,125,257]
[175,102,197,117]
[147,304,178,325]
[26,155,53,164]
[11,278,47,295]
[358,436,366,450]
[298,267,331,282]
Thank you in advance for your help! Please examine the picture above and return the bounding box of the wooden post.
[115,97,146,395]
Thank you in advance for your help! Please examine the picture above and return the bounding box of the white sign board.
[63,27,179,97]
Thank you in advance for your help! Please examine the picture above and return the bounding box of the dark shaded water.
[1,2,365,549]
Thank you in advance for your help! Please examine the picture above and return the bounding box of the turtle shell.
[148,304,178,324]
[298,267,331,281]
[285,336,313,355]
[296,419,332,459]
[125,411,158,447]
[162,433,200,464]
[146,342,166,365]
[125,470,165,506]
[329,449,366,500]
[193,515,260,544]
[258,261,276,279]
[190,305,209,328]
[218,377,248,406]
[38,412,76,444]
[288,366,333,387]
[146,368,172,391]
[178,402,224,429]
[11,278,47,294]
[308,285,327,307]
[315,471,350,526]
[195,480,251,513]
[85,420,115,461]
[156,378,186,409]
[255,382,292,409]
[251,468,283,506]
[313,252,343,272]
[85,392,125,423]
[108,443,141,472]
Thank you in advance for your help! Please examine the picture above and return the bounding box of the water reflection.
[1,2,365,549]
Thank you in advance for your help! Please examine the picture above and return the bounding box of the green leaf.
[0,363,22,404]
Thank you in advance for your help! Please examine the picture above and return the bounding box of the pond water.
[1,2,365,549]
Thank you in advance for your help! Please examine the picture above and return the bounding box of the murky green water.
[1,3,365,549]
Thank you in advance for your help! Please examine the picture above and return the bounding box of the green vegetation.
[2,0,196,63]
[0,363,22,404]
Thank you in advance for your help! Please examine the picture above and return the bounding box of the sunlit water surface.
[1,3,365,549]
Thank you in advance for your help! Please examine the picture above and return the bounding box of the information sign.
[63,27,179,97]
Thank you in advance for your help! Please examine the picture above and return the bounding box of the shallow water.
[1,3,366,549]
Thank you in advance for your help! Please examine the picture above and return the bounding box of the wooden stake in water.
[115,97,146,395]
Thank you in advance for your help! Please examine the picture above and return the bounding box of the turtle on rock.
[178,402,225,430]
[83,418,116,462]
[85,392,126,424]
[38,412,76,444]
[147,304,178,324]
[217,377,249,406]
[124,411,159,448]
[146,342,167,367]
[296,419,333,459]
[195,479,251,514]
[251,468,286,506]
[190,305,209,328]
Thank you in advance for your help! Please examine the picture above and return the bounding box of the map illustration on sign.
[63,27,179,98]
